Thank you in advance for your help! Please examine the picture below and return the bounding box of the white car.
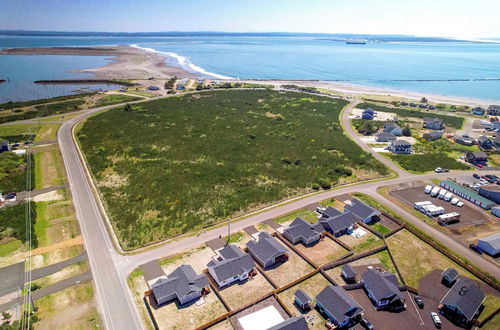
[431,312,442,328]
[435,167,442,173]
[450,198,459,205]
[457,201,464,207]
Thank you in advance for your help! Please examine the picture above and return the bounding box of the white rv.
[444,192,453,202]
[438,189,447,199]
[424,185,433,194]
[430,186,440,197]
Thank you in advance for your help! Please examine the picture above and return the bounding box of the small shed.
[423,131,442,141]
[441,268,459,286]
[341,264,357,283]
[294,289,312,310]
[0,140,10,153]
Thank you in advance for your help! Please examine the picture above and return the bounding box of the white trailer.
[424,185,433,194]
[430,186,440,197]
[450,198,459,205]
[444,192,453,202]
[414,201,433,210]
[425,206,445,216]
[438,212,460,225]
[438,189,447,199]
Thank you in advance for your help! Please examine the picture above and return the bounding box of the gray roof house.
[441,268,459,286]
[344,199,381,223]
[207,245,256,288]
[361,270,405,311]
[478,136,494,150]
[439,278,485,326]
[487,105,500,116]
[454,134,476,146]
[294,289,312,310]
[0,140,10,153]
[283,217,323,246]
[319,211,358,237]
[341,264,357,283]
[151,265,208,306]
[319,206,343,218]
[375,131,397,142]
[316,285,364,328]
[384,122,402,136]
[472,107,485,115]
[267,316,308,330]
[423,131,443,141]
[390,140,412,154]
[246,232,288,268]
[423,117,444,130]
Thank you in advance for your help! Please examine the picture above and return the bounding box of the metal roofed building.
[375,131,397,142]
[441,268,459,286]
[478,184,500,204]
[151,265,208,306]
[439,278,485,326]
[440,180,495,209]
[477,233,500,257]
[246,232,288,268]
[207,245,256,288]
[316,285,364,328]
[294,289,312,310]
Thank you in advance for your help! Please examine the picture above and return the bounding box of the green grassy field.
[386,153,470,173]
[0,202,37,248]
[94,94,143,107]
[78,90,388,249]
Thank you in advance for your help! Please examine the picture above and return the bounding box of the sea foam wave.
[129,44,233,79]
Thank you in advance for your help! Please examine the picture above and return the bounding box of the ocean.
[1,35,499,102]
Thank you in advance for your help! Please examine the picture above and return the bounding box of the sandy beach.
[0,45,195,79]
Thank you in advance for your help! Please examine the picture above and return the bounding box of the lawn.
[371,222,391,236]
[0,122,59,142]
[386,153,470,173]
[386,229,480,288]
[274,208,319,224]
[0,202,37,248]
[78,90,388,249]
[338,231,384,253]
[357,102,464,129]
[94,94,143,107]
[34,148,67,189]
[295,238,349,266]
[0,151,33,192]
[0,98,86,124]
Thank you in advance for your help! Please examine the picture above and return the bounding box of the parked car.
[469,244,483,254]
[414,296,424,308]
[477,164,483,168]
[360,318,374,330]
[473,174,480,179]
[435,167,442,173]
[431,312,442,328]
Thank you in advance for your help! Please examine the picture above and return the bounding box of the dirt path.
[27,236,83,257]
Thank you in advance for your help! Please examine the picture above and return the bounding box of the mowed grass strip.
[78,90,388,249]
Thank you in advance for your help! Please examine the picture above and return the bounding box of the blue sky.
[1,0,499,38]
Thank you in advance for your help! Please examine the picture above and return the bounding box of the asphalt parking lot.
[391,186,489,227]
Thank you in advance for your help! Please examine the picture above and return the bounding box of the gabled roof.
[151,265,208,303]
[295,289,312,304]
[363,108,375,114]
[384,122,401,130]
[319,211,358,233]
[376,132,396,139]
[316,285,364,323]
[391,140,412,147]
[362,270,403,303]
[246,232,288,264]
[478,136,492,144]
[424,131,443,138]
[267,316,308,330]
[207,245,255,282]
[440,278,485,321]
[322,206,342,218]
[478,232,500,249]
[468,151,488,158]
[342,264,357,278]
[283,217,322,242]
[344,199,380,220]
[424,117,443,124]
[0,140,8,146]
[442,268,459,281]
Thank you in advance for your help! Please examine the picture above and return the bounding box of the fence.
[322,246,387,271]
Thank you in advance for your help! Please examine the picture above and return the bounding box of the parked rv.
[424,185,432,194]
[430,186,440,197]
[444,192,453,202]
[438,189,447,199]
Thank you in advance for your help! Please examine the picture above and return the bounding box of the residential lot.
[294,237,349,266]
[277,273,331,329]
[232,296,288,330]
[386,229,484,288]
[207,319,233,330]
[262,246,314,287]
[337,229,384,254]
[391,185,490,227]
[218,273,274,310]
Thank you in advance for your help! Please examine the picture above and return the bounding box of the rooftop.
[319,211,358,233]
[246,232,288,263]
[342,264,357,278]
[344,199,380,220]
[440,278,485,320]
[267,316,308,330]
[151,265,208,304]
[283,217,323,242]
[361,270,403,303]
[441,180,495,206]
[294,289,312,304]
[478,232,500,248]
[207,245,255,282]
[441,268,458,281]
[316,285,364,323]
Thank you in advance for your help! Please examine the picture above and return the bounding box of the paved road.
[341,101,408,177]
[56,92,500,329]
[31,252,87,280]
[18,183,69,201]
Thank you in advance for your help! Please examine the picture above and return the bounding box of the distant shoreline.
[1,45,498,106]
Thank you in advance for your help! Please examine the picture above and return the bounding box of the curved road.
[57,93,499,330]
